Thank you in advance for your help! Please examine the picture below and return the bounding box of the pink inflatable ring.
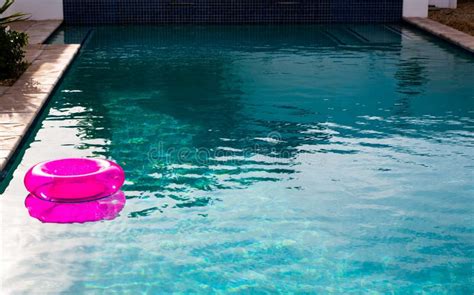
[24,158,125,202]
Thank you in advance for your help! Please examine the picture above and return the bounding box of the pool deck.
[0,21,80,174]
[404,17,474,54]
[8,20,62,45]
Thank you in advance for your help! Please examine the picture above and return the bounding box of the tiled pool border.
[63,0,404,25]
[0,21,81,175]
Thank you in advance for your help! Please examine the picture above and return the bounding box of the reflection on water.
[25,191,126,223]
[1,24,474,293]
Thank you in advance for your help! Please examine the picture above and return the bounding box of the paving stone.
[0,20,69,174]
[0,122,28,136]
[0,93,47,113]
[25,61,66,75]
[404,17,474,54]
[24,20,62,44]
[44,44,80,51]
[0,157,9,171]
[0,103,40,114]
[7,82,54,94]
[15,73,60,86]
[0,86,8,96]
[0,149,10,158]
[7,21,34,32]
[36,52,79,61]
[28,44,47,50]
[25,48,44,63]
[0,136,21,171]
[0,112,35,126]
[0,135,21,150]
[28,36,46,44]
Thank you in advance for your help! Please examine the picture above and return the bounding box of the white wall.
[4,0,63,20]
[403,0,429,17]
[430,0,457,8]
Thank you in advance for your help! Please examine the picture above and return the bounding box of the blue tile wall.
[63,0,403,25]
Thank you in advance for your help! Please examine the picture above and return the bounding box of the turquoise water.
[1,24,474,293]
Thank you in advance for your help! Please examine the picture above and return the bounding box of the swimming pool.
[1,24,473,293]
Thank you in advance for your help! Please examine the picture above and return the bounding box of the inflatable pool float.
[24,158,125,202]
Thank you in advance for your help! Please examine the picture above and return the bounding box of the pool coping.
[404,17,474,54]
[0,21,81,176]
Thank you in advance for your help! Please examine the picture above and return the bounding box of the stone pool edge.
[404,17,474,54]
[0,21,81,175]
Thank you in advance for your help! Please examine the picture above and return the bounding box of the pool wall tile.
[63,0,403,25]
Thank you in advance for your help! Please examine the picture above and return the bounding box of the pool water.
[1,25,473,293]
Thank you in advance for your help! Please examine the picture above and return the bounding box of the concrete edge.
[404,17,474,54]
[0,21,82,176]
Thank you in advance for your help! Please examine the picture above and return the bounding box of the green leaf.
[0,0,30,26]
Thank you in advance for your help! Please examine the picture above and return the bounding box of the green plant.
[0,27,28,80]
[0,0,29,81]
[0,0,29,26]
